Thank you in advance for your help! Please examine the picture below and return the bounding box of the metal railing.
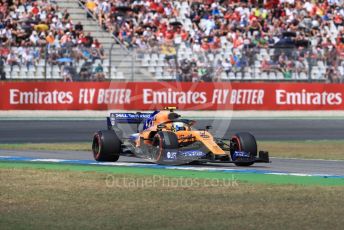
[130,44,341,82]
[77,0,135,80]
[1,43,343,83]
[77,0,128,50]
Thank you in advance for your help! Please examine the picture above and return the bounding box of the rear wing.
[107,112,152,129]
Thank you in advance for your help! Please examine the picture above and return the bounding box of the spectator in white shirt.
[7,52,20,71]
[22,48,34,70]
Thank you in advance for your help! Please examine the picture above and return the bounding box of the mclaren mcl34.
[92,107,270,166]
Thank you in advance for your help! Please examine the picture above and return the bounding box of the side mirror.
[187,120,196,126]
[168,112,181,120]
[205,125,212,130]
[157,124,166,130]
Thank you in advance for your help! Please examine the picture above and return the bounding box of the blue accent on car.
[129,133,139,141]
[143,110,159,130]
[232,151,250,161]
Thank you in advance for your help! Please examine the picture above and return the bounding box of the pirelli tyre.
[152,131,179,164]
[92,130,121,162]
[231,132,257,167]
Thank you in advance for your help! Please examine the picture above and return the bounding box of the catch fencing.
[1,44,343,82]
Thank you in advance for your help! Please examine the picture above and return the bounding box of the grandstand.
[1,0,343,82]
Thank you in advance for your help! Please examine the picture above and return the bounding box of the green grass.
[259,140,344,160]
[1,167,344,230]
[0,140,344,160]
[0,142,91,151]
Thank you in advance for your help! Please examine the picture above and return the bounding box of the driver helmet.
[172,122,185,132]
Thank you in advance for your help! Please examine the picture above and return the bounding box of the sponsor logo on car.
[233,151,250,158]
[179,150,206,158]
[166,151,178,160]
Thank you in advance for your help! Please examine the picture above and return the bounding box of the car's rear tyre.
[92,130,121,162]
[231,132,257,166]
[152,131,179,164]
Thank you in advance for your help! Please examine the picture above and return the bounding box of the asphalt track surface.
[1,119,344,143]
[0,149,343,176]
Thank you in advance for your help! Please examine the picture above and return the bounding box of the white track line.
[270,157,344,162]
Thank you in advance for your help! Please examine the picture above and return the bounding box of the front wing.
[202,151,270,164]
[156,147,270,164]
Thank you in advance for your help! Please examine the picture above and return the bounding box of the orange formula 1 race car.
[92,107,270,166]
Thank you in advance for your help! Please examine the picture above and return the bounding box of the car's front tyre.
[231,132,257,167]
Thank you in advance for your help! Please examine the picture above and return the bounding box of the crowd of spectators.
[1,0,344,82]
[0,0,106,81]
[84,0,344,82]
